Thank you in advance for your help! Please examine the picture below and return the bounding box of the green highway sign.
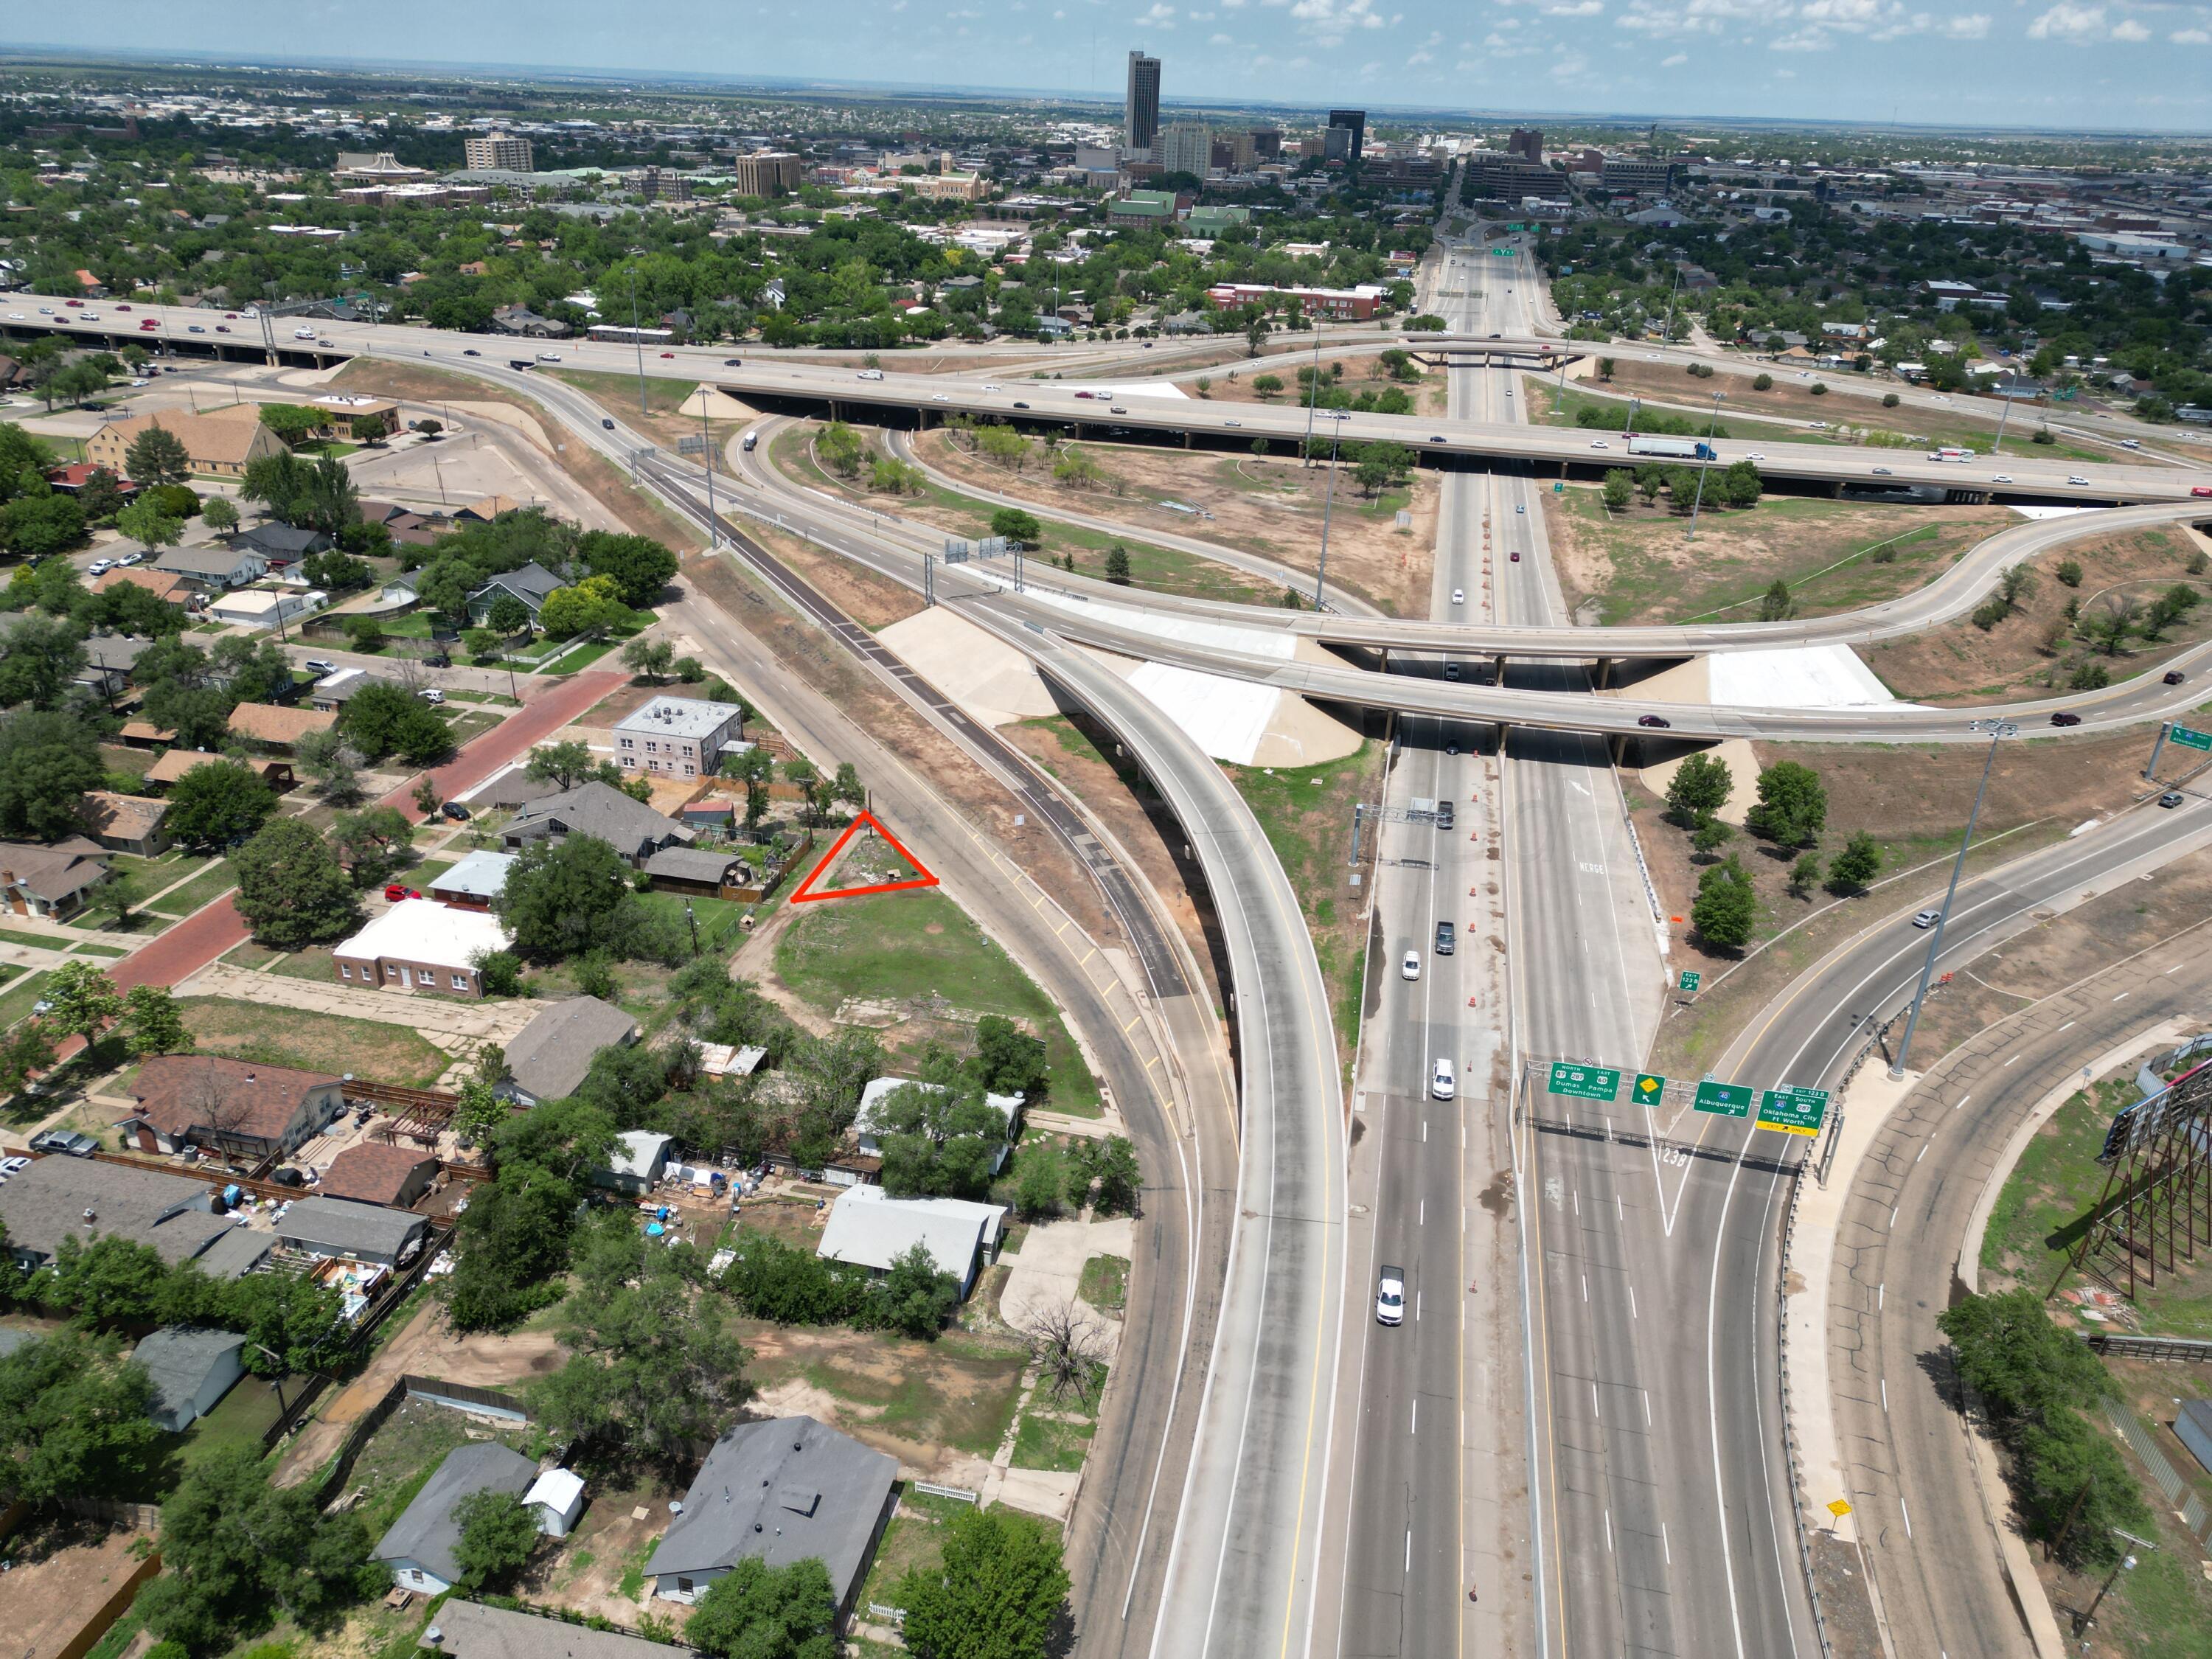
[1548,1062,1621,1102]
[2172,725,2212,753]
[1632,1072,1666,1108]
[1757,1085,1831,1137]
[1678,970,1702,992]
[1694,1079,1756,1118]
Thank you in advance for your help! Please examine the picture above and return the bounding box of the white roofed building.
[331,899,511,998]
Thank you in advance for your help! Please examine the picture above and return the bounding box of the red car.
[116,303,132,311]
[64,299,83,307]
[1510,550,1521,561]
[2192,485,2212,498]
[659,351,675,358]
[139,319,159,330]
[382,884,422,902]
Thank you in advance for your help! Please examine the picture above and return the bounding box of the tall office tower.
[1160,121,1212,178]
[1508,127,1544,162]
[1125,50,1162,154]
[1326,108,1367,159]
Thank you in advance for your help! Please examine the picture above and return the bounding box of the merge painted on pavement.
[1548,1062,1621,1102]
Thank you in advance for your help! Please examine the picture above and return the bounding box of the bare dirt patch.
[0,1519,154,1659]
[1861,523,2212,703]
[1637,729,2187,1079]
[751,519,926,630]
[917,429,1438,616]
[1541,484,2017,627]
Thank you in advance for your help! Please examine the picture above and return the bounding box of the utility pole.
[699,397,718,549]
[629,265,649,417]
[1890,718,2014,1079]
[1313,423,1341,609]
[1300,324,1324,467]
[1685,389,1727,542]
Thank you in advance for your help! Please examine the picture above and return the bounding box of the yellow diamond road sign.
[1633,1073,1666,1107]
[1828,1499,1853,1517]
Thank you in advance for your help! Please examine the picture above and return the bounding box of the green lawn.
[0,971,49,1030]
[173,1374,287,1472]
[637,890,751,952]
[1078,1252,1130,1315]
[1010,1409,1094,1472]
[147,859,239,918]
[537,638,619,674]
[0,928,64,952]
[67,942,131,959]
[180,996,452,1087]
[773,888,1101,1115]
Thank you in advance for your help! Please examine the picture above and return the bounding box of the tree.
[338,681,453,765]
[2055,559,2083,588]
[1663,752,1732,826]
[232,818,361,947]
[830,761,865,815]
[1,492,88,560]
[578,529,678,608]
[1023,1298,1108,1405]
[1995,564,2036,613]
[872,1074,1011,1200]
[1827,831,1882,892]
[0,1021,58,1096]
[1601,469,1633,512]
[223,1267,347,1377]
[815,420,866,478]
[531,1226,754,1461]
[872,1241,963,1339]
[49,361,110,408]
[977,424,1031,470]
[1722,459,1763,509]
[2069,659,2112,691]
[686,1559,838,1659]
[1758,580,1795,622]
[1745,761,1827,848]
[1788,852,1823,898]
[1251,373,1284,399]
[1690,855,1758,950]
[990,507,1042,548]
[40,960,123,1047]
[485,591,533,636]
[1104,543,1133,585]
[293,728,363,803]
[0,709,103,840]
[258,404,327,448]
[622,636,676,683]
[898,1506,1070,1659]
[77,467,127,524]
[538,575,627,641]
[1013,1149,1067,1220]
[0,614,88,712]
[451,1490,540,1592]
[124,983,194,1058]
[114,498,184,552]
[125,425,193,489]
[330,806,414,888]
[164,759,278,849]
[201,495,239,533]
[138,1446,375,1652]
[0,1330,160,1505]
[495,833,669,964]
[2145,583,2202,640]
[1936,1288,2110,1427]
[1691,815,1734,858]
[1071,1133,1141,1215]
[451,1076,510,1146]
[734,745,776,832]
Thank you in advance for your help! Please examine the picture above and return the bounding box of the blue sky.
[27,0,2212,129]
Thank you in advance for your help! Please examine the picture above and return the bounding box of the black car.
[2166,670,2187,686]
[441,801,472,822]
[724,357,744,366]
[602,418,615,430]
[462,348,481,356]
[1638,714,1672,728]
[2051,711,2082,726]
[422,650,451,668]
[1012,400,1031,409]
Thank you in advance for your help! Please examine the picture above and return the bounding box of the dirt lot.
[753,518,926,631]
[0,1519,154,1659]
[915,428,1439,617]
[1637,731,2197,1079]
[180,996,452,1087]
[1861,521,2212,703]
[1541,484,2018,626]
[330,360,698,548]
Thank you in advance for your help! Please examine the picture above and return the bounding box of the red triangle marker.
[788,810,942,904]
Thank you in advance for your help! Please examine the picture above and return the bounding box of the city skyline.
[12,0,2212,131]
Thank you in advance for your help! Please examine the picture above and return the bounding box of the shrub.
[1751,372,1773,391]
[1881,392,1900,408]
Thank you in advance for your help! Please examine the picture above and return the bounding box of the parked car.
[1637,714,1671,728]
[417,688,445,704]
[303,658,337,675]
[117,552,143,566]
[2050,711,2081,726]
[29,1130,97,1158]
[383,884,422,902]
[1376,1265,1405,1326]
[0,1156,28,1179]
[441,801,472,821]
[86,559,114,576]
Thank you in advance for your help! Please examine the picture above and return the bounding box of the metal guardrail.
[2082,1331,2212,1362]
[1775,1145,1839,1659]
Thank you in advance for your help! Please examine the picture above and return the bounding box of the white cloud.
[1546,1,1604,13]
[2028,1,2109,37]
[1408,27,1442,60]
[1549,46,1592,74]
[1770,26,1834,46]
[1211,29,1236,41]
[2174,24,2212,38]
[1939,13,1992,38]
[1286,0,1388,38]
[1137,0,1177,23]
[1660,47,1688,60]
[2112,15,2151,36]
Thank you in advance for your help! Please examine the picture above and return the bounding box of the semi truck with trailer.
[1625,435,1717,461]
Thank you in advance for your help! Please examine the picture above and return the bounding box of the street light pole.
[1300,323,1323,467]
[1313,423,1340,609]
[629,266,649,418]
[1890,717,2015,1079]
[1686,389,1727,542]
[699,399,718,550]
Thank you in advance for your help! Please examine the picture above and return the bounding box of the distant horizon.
[5,18,2212,136]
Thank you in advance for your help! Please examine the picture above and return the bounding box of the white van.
[741,430,759,453]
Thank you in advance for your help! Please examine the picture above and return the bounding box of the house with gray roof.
[433,1602,689,1659]
[133,1325,247,1431]
[0,1155,268,1278]
[502,782,693,866]
[647,1416,897,1627]
[272,1196,428,1266]
[465,562,567,625]
[153,542,269,590]
[373,1441,539,1595]
[500,995,638,1107]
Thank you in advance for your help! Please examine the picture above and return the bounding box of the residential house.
[0,837,111,919]
[330,899,512,999]
[853,1076,1023,1175]
[427,849,516,910]
[310,667,400,711]
[464,560,565,625]
[153,542,270,591]
[372,1443,540,1595]
[84,407,286,479]
[76,632,153,701]
[122,1054,345,1159]
[594,1130,673,1196]
[226,703,339,751]
[641,847,745,898]
[142,750,295,793]
[815,1184,1007,1298]
[313,397,400,441]
[488,306,572,338]
[613,696,749,779]
[82,790,170,858]
[319,1143,440,1209]
[44,462,137,496]
[274,1195,428,1267]
[0,1157,270,1279]
[206,587,326,631]
[133,1326,247,1432]
[230,522,331,566]
[499,995,639,1107]
[458,495,524,526]
[429,1602,677,1659]
[117,721,175,748]
[647,1416,897,1626]
[502,782,693,866]
[91,566,189,608]
[385,512,448,551]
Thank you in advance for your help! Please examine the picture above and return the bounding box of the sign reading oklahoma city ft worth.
[1756,1085,1831,1137]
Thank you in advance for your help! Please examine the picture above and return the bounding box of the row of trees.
[1599,460,1763,516]
[1663,755,1882,950]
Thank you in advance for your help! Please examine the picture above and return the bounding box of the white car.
[1912,908,1942,929]
[417,688,446,704]
[1401,950,1422,981]
[4,313,19,321]
[982,383,1002,392]
[930,393,950,403]
[86,558,114,576]
[1376,1266,1405,1326]
[1590,439,1610,449]
[1746,451,1765,461]
[0,1156,27,1178]
[1224,418,1242,427]
[117,552,143,566]
[1432,1057,1457,1101]
[1450,588,1464,605]
[1992,473,2014,484]
[128,378,148,388]
[857,369,884,380]
[2067,475,2089,485]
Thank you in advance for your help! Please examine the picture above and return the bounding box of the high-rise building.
[464,131,534,172]
[1125,51,1162,155]
[1251,128,1283,159]
[728,152,804,197]
[1508,127,1544,163]
[1326,108,1367,160]
[1323,125,1357,162]
[1159,121,1212,178]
